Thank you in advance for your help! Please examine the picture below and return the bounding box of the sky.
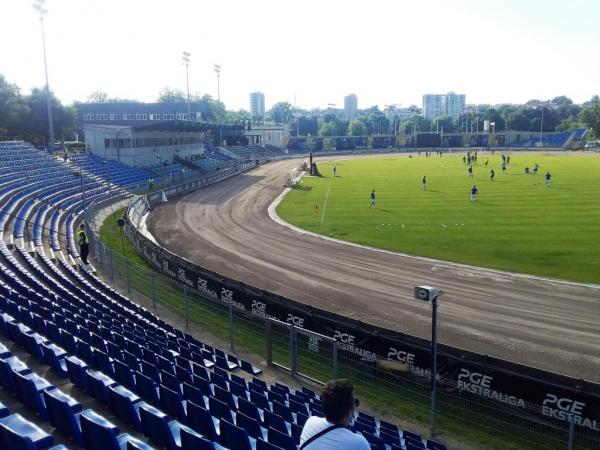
[1,0,599,111]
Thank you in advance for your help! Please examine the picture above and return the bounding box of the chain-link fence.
[81,175,600,450]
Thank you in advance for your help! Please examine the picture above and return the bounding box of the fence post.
[291,326,297,377]
[109,248,114,280]
[150,272,156,309]
[126,262,131,293]
[333,340,338,379]
[266,319,272,366]
[228,303,234,350]
[567,416,575,450]
[184,286,189,328]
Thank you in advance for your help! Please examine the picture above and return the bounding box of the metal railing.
[82,168,600,450]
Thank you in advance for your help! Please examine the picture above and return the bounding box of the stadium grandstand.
[0,139,451,450]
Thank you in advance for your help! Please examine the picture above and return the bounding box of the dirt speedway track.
[148,156,600,382]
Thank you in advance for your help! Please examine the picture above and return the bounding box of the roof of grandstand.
[131,121,244,133]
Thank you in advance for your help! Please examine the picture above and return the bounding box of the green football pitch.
[276,152,600,283]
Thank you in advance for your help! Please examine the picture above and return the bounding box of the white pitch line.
[320,180,332,226]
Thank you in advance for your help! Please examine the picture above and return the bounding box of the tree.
[551,96,573,107]
[23,88,75,144]
[86,90,108,103]
[348,119,368,136]
[433,114,454,133]
[319,122,334,137]
[157,87,186,103]
[483,108,505,131]
[270,102,293,124]
[399,116,431,134]
[225,109,251,124]
[0,74,29,140]
[579,96,600,137]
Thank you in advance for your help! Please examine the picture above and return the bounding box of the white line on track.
[320,180,332,226]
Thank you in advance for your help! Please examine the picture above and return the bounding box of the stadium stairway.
[0,141,448,450]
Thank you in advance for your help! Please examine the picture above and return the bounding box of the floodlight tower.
[214,65,221,102]
[182,52,191,120]
[33,0,55,149]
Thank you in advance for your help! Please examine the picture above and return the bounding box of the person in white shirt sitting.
[299,379,370,450]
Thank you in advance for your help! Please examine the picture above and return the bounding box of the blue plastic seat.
[40,342,68,377]
[238,397,263,425]
[65,355,88,391]
[236,411,263,440]
[95,350,115,377]
[219,419,253,450]
[208,396,233,424]
[379,429,400,447]
[135,371,160,406]
[14,371,53,419]
[22,332,47,362]
[240,360,262,376]
[141,361,160,383]
[180,426,220,450]
[290,422,302,445]
[353,419,375,435]
[114,359,136,390]
[250,390,270,412]
[191,374,213,397]
[161,370,182,395]
[182,382,205,408]
[272,401,293,424]
[139,403,185,450]
[0,413,54,450]
[125,436,158,450]
[43,388,84,447]
[362,431,385,450]
[268,427,296,450]
[264,410,289,435]
[87,369,117,405]
[256,438,280,450]
[186,401,218,442]
[214,385,237,410]
[160,385,187,423]
[80,409,132,450]
[109,384,145,432]
[215,355,237,371]
[288,399,308,418]
[427,440,447,450]
[0,401,9,419]
[0,355,28,393]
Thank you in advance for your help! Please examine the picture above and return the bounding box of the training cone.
[315,204,319,210]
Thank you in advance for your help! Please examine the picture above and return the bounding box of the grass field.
[276,152,600,283]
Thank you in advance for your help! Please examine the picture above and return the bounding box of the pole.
[182,52,191,120]
[430,295,438,438]
[539,107,544,146]
[567,415,575,450]
[228,303,234,350]
[34,2,55,149]
[184,286,189,328]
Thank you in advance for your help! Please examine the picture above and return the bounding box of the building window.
[164,113,174,120]
[104,139,110,149]
[83,113,92,121]
[123,113,135,121]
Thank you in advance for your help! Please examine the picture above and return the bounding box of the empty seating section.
[225,145,285,162]
[68,154,159,190]
[0,142,134,255]
[0,140,446,450]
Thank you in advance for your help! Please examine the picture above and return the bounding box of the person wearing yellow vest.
[78,223,89,265]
